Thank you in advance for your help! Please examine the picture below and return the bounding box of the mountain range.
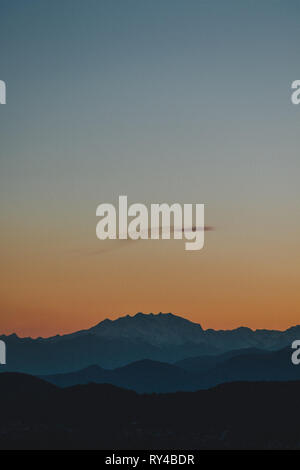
[1,312,299,375]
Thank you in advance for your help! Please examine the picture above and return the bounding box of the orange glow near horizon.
[1,221,299,338]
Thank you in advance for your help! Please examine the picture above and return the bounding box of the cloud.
[89,225,214,256]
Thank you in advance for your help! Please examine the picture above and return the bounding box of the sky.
[0,0,300,337]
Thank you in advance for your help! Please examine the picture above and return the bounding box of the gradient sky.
[1,0,300,337]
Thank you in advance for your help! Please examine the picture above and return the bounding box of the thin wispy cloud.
[88,225,214,256]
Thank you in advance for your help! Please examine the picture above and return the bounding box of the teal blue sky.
[1,0,299,206]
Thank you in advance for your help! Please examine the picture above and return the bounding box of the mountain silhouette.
[175,347,264,373]
[1,372,300,449]
[42,359,202,393]
[40,347,300,393]
[199,347,300,388]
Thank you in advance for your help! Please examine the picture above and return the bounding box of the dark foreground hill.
[0,372,300,449]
